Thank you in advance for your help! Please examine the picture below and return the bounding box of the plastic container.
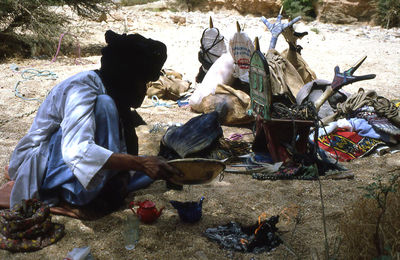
[65,246,94,260]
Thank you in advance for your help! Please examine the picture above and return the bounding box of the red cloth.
[318,129,384,161]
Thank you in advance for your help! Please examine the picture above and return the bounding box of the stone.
[97,11,107,23]
[316,0,376,24]
[385,155,400,168]
[170,15,186,25]
[194,251,208,260]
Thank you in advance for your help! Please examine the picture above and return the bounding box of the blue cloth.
[40,95,153,206]
[127,171,153,192]
[349,118,390,142]
[252,153,273,164]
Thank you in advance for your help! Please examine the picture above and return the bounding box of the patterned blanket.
[0,199,64,252]
[318,129,385,161]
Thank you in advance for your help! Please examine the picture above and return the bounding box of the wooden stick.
[254,37,260,51]
[236,21,241,32]
[314,86,333,111]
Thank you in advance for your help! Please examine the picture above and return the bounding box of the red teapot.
[129,200,164,224]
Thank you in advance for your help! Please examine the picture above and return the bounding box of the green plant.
[120,0,158,6]
[361,173,399,257]
[339,171,400,259]
[175,0,207,11]
[145,7,164,12]
[375,0,400,28]
[282,0,317,20]
[0,0,114,60]
[315,166,342,260]
[310,27,320,34]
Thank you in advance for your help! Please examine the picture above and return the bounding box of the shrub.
[375,0,400,28]
[339,174,400,258]
[174,0,207,11]
[0,0,114,60]
[120,0,158,6]
[282,0,318,20]
[310,27,320,34]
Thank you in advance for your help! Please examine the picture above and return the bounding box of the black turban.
[97,30,167,155]
[100,30,167,82]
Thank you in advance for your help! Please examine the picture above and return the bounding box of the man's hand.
[136,156,183,180]
[103,153,183,180]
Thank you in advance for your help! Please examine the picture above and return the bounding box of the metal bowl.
[167,158,225,185]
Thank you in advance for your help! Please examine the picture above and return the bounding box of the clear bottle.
[123,214,140,250]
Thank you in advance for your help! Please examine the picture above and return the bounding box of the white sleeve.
[60,83,113,189]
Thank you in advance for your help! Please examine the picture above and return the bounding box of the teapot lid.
[141,200,156,208]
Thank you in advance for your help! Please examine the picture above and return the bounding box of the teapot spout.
[157,206,165,217]
[170,200,181,209]
[199,196,205,206]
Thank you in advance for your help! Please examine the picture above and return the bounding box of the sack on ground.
[189,53,235,108]
[192,84,253,125]
[281,48,316,84]
[266,49,304,103]
[147,69,191,101]
[228,30,254,83]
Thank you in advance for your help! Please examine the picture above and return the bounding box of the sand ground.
[0,2,400,259]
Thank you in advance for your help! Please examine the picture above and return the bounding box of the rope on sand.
[141,95,175,108]
[11,31,84,102]
[0,108,38,127]
[12,66,57,102]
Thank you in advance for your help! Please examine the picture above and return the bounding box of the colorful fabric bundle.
[318,129,385,161]
[368,116,400,136]
[0,199,64,252]
[354,106,400,136]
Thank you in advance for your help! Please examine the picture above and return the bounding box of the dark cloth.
[159,111,223,160]
[204,216,281,253]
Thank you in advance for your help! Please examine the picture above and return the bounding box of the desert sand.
[0,2,399,259]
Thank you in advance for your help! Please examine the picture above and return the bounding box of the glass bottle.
[123,214,140,250]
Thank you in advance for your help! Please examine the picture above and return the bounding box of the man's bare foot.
[0,181,14,208]
[4,166,10,180]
